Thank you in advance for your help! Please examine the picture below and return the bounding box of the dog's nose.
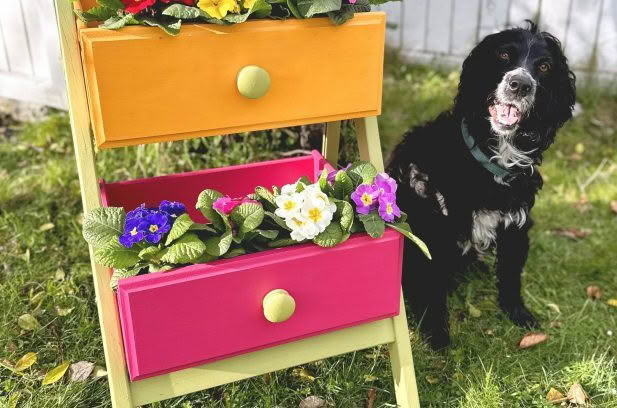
[508,75,532,97]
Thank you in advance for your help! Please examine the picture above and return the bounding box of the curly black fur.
[386,22,576,349]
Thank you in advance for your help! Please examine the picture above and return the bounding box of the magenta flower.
[378,193,401,222]
[347,0,357,3]
[374,172,397,196]
[351,184,379,214]
[213,196,261,215]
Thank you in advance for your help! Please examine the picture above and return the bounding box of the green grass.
[1,56,616,407]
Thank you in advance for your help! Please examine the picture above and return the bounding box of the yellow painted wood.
[54,1,133,407]
[130,318,395,406]
[78,14,386,148]
[354,116,421,407]
[322,121,341,166]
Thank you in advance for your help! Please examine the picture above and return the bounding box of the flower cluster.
[274,182,337,241]
[118,201,186,248]
[350,173,400,222]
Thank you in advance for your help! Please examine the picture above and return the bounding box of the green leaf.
[165,213,194,245]
[398,210,408,223]
[223,248,246,258]
[138,246,160,260]
[248,229,279,240]
[255,186,276,210]
[162,3,202,19]
[297,0,341,17]
[327,8,353,25]
[42,361,70,386]
[313,222,344,247]
[100,14,135,30]
[190,252,218,264]
[138,16,181,36]
[224,0,272,22]
[318,168,330,193]
[160,233,206,264]
[74,6,117,23]
[196,189,226,231]
[231,203,265,235]
[94,239,140,269]
[82,207,125,247]
[264,211,291,231]
[189,223,217,233]
[205,230,233,256]
[110,264,144,290]
[368,0,399,4]
[387,222,432,259]
[272,185,281,195]
[268,237,303,247]
[286,0,302,18]
[358,212,385,238]
[333,170,354,200]
[147,264,173,273]
[347,161,377,186]
[335,200,354,232]
[18,314,40,331]
[98,0,124,10]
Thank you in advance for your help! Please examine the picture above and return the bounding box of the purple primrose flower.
[159,200,186,218]
[378,193,401,222]
[374,172,398,196]
[119,217,147,248]
[126,204,153,220]
[142,211,172,244]
[351,184,380,214]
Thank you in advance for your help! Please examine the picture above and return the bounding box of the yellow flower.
[243,0,257,8]
[198,0,239,19]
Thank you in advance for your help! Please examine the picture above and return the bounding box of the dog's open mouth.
[489,104,521,127]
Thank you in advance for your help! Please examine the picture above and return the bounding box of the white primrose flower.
[280,182,299,195]
[286,214,320,241]
[274,192,304,219]
[301,187,335,233]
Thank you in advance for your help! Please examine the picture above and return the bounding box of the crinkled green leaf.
[313,222,344,247]
[297,0,341,18]
[82,207,125,247]
[335,200,354,232]
[147,263,173,273]
[265,211,291,231]
[347,161,377,186]
[222,248,246,258]
[101,14,136,30]
[98,0,124,10]
[138,246,160,260]
[160,233,206,264]
[139,16,181,36]
[387,222,432,259]
[205,230,233,256]
[94,239,140,269]
[327,8,353,25]
[398,210,408,223]
[286,0,302,18]
[255,186,276,210]
[272,185,281,196]
[224,0,272,22]
[110,264,144,290]
[318,168,330,194]
[246,229,279,240]
[231,203,265,235]
[196,189,226,231]
[358,212,385,238]
[165,213,194,245]
[190,252,218,264]
[162,3,202,18]
[189,223,217,233]
[268,237,303,247]
[334,170,354,200]
[74,6,117,23]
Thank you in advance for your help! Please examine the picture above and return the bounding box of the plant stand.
[54,1,421,406]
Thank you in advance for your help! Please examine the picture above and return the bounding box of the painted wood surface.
[79,13,385,148]
[379,0,617,83]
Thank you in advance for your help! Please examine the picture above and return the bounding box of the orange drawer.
[79,13,386,148]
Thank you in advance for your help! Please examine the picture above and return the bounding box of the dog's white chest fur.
[460,209,527,254]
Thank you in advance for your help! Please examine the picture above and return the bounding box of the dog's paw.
[421,326,451,350]
[501,302,540,329]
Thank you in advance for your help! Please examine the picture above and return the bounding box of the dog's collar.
[461,119,513,181]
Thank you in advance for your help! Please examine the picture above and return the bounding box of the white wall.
[0,0,67,109]
[380,0,617,84]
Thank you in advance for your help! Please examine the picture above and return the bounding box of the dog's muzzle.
[489,68,536,128]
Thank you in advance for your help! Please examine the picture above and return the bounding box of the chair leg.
[322,121,342,166]
[354,116,421,407]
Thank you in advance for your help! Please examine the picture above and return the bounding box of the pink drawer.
[100,152,403,381]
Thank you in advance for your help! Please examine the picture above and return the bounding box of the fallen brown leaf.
[551,227,590,240]
[518,332,549,349]
[586,285,604,300]
[573,195,591,213]
[546,387,566,404]
[292,367,315,382]
[567,383,589,405]
[550,321,562,329]
[299,396,326,408]
[367,387,376,408]
[425,375,440,384]
[69,361,94,382]
[610,200,617,215]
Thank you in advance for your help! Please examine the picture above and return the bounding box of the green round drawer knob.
[263,289,296,323]
[237,65,271,99]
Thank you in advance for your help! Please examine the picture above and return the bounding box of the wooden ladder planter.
[54,1,422,406]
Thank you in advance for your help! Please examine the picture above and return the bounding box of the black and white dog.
[386,22,576,349]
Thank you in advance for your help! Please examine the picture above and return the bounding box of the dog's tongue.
[490,104,521,126]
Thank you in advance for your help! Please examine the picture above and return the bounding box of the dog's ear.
[541,31,576,129]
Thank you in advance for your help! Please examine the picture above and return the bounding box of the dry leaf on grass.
[567,383,589,405]
[299,396,326,408]
[518,332,549,349]
[14,353,37,372]
[54,269,65,281]
[467,302,482,318]
[573,195,591,213]
[586,285,604,300]
[610,200,617,215]
[92,365,107,379]
[607,299,617,307]
[364,374,378,382]
[69,361,94,382]
[39,223,55,232]
[546,387,566,404]
[55,306,74,317]
[425,375,440,384]
[367,387,376,408]
[42,361,70,385]
[292,367,315,382]
[546,303,561,314]
[551,228,591,240]
[18,314,40,331]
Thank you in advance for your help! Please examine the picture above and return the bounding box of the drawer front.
[80,13,386,148]
[117,230,403,381]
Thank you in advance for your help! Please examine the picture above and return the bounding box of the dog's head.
[454,21,576,156]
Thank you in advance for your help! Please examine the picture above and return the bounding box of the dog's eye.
[498,51,510,61]
[538,63,551,72]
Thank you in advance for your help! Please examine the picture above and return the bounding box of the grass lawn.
[1,54,616,407]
